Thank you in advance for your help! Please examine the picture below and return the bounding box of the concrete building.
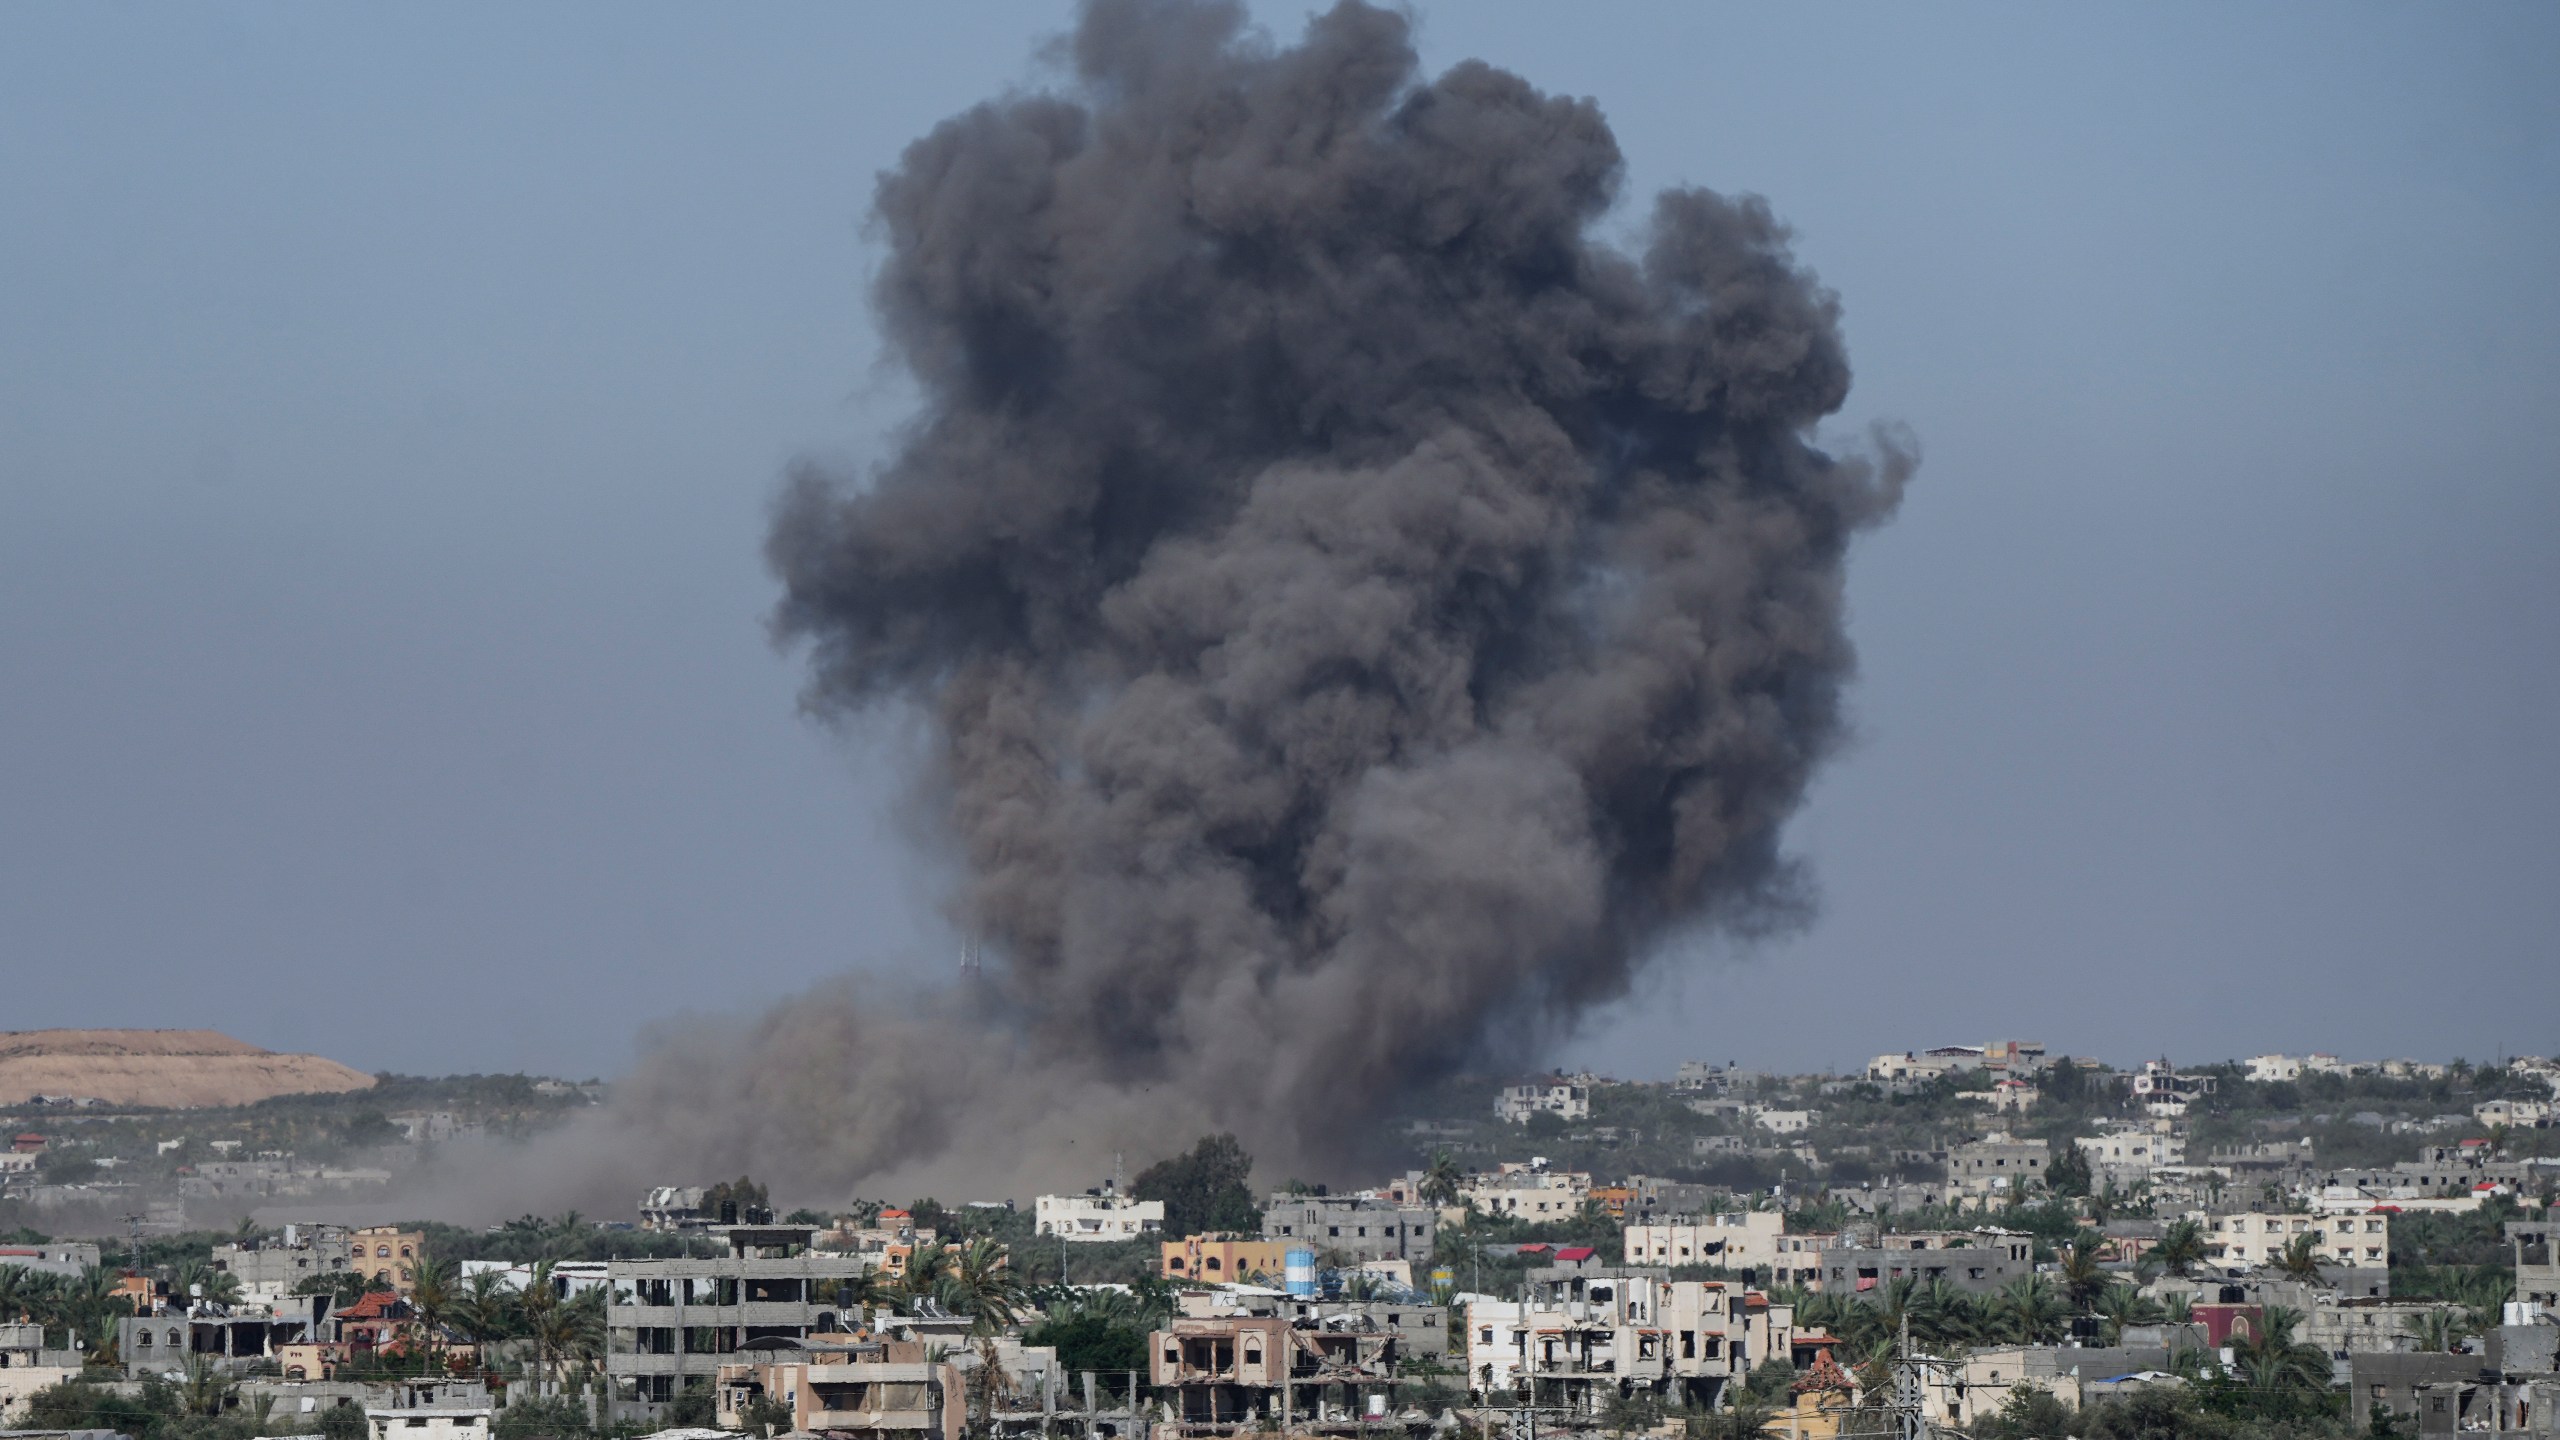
[1456,1165,1590,1222]
[2074,1123,2185,1184]
[1260,1197,1435,1265]
[2129,1060,2219,1116]
[1752,1109,1813,1135]
[1807,1234,2035,1295]
[1620,1177,1732,1222]
[1495,1083,1589,1125]
[364,1401,489,1440]
[602,1224,877,1421]
[1764,1232,1840,1289]
[0,1242,99,1279]
[1464,1273,1795,1410]
[2350,1352,2486,1433]
[2512,1221,2559,1309]
[1620,1212,1785,1275]
[210,1227,355,1302]
[2198,1210,2390,1271]
[1150,1312,1413,1431]
[350,1228,425,1295]
[1161,1236,1291,1283]
[1946,1135,2050,1200]
[0,1322,84,1422]
[717,1339,966,1440]
[1033,1190,1164,1243]
[119,1309,323,1378]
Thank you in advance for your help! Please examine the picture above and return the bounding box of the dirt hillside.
[0,1029,376,1108]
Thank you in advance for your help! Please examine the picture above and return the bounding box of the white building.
[1621,1212,1786,1273]
[1463,1277,1793,1406]
[1496,1083,1591,1124]
[1461,1164,1592,1220]
[1033,1190,1164,1242]
[367,1407,489,1440]
[2476,1098,2551,1128]
[2197,1211,2390,1271]
[1752,1109,1813,1135]
[2074,1123,2186,1182]
[2246,1055,2306,1083]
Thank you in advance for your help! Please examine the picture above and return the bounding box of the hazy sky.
[4,3,2554,1083]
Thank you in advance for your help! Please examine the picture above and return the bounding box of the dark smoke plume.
[598,0,1906,1202]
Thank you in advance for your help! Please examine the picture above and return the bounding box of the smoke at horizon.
[540,0,1909,1209]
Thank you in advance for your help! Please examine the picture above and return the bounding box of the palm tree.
[898,1243,955,1311]
[409,1257,456,1369]
[519,1260,562,1392]
[452,1269,517,1364]
[0,1264,38,1324]
[2274,1233,2325,1282]
[2152,1219,2207,1277]
[2092,1283,2165,1345]
[2229,1306,2329,1398]
[180,1355,237,1417]
[2057,1237,2111,1312]
[1988,1275,2068,1346]
[1419,1152,1464,1209]
[936,1239,1028,1435]
[1906,1277,1977,1349]
[2403,1310,2467,1354]
[938,1238,1027,1330]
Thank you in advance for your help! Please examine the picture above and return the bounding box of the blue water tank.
[1284,1247,1317,1297]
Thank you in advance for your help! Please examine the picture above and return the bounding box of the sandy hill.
[0,1029,375,1109]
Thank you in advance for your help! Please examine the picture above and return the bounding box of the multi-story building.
[1946,1135,2050,1199]
[1148,1310,1426,1429]
[603,1224,876,1422]
[1456,1164,1590,1222]
[1495,1083,1589,1125]
[1161,1235,1292,1283]
[715,1337,1033,1440]
[2128,1060,2219,1116]
[2074,1123,2186,1185]
[1806,1234,2035,1295]
[1620,1212,1785,1275]
[0,1322,84,1417]
[2511,1221,2559,1309]
[350,1227,425,1295]
[210,1226,355,1302]
[1464,1272,1795,1409]
[1033,1189,1164,1243]
[1260,1196,1435,1265]
[2198,1210,2390,1271]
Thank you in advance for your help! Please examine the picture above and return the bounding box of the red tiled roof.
[1554,1247,1595,1262]
[335,1292,404,1321]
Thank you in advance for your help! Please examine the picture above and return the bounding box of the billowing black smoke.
[610,0,1905,1201]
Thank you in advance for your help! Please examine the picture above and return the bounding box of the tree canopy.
[1132,1133,1259,1239]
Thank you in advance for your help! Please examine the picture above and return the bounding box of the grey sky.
[3,3,2553,1083]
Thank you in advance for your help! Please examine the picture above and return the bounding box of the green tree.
[2152,1219,2207,1277]
[1419,1151,1464,1208]
[1975,1384,2075,1440]
[1132,1134,1259,1239]
[2046,1144,2094,1198]
[2274,1233,2325,1282]
[2057,1236,2111,1312]
[2402,1309,2467,1353]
